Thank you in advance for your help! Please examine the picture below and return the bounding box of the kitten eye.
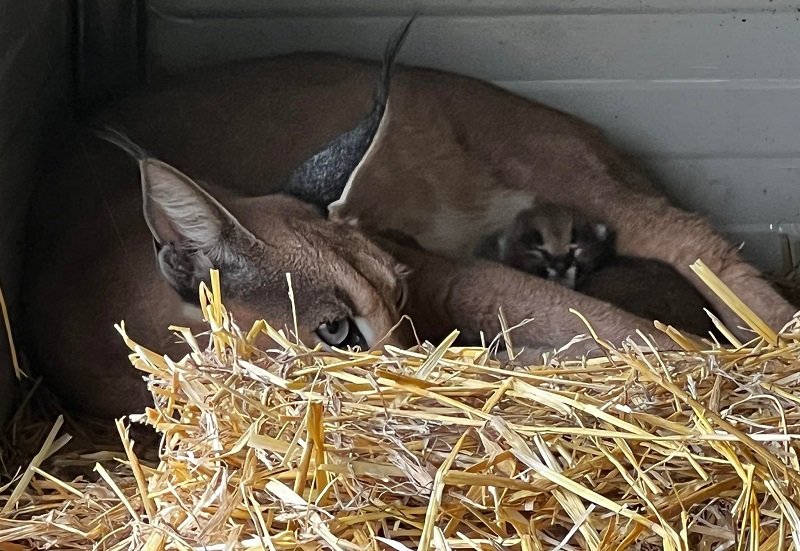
[316,318,367,350]
[574,247,583,257]
[520,229,543,248]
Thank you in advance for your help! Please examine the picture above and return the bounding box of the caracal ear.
[284,17,414,213]
[97,127,254,300]
[140,158,256,300]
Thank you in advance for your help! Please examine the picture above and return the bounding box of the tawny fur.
[578,257,716,338]
[330,65,794,337]
[22,54,795,418]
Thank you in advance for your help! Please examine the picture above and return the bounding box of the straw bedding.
[2,263,800,550]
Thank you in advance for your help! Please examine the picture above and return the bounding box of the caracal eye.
[315,317,367,350]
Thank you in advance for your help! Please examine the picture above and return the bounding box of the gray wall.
[0,0,72,426]
[148,0,800,274]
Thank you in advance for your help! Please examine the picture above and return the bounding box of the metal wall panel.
[143,1,800,274]
[75,0,145,110]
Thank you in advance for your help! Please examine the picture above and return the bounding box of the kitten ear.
[593,223,610,241]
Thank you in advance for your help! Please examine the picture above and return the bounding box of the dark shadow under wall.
[0,0,75,430]
[74,0,146,115]
[0,0,146,432]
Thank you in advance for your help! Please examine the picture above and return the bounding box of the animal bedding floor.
[2,267,800,551]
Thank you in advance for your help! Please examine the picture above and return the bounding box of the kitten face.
[490,202,614,289]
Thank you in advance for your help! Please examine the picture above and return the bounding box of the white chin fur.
[354,316,376,348]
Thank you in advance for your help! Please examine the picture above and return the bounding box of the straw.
[2,266,800,550]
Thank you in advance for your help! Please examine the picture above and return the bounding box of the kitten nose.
[552,258,570,276]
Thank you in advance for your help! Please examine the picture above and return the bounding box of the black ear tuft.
[283,17,415,212]
[93,126,149,161]
[375,15,416,108]
[100,130,255,301]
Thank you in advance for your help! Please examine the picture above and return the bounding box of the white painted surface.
[151,0,800,17]
[146,1,800,273]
